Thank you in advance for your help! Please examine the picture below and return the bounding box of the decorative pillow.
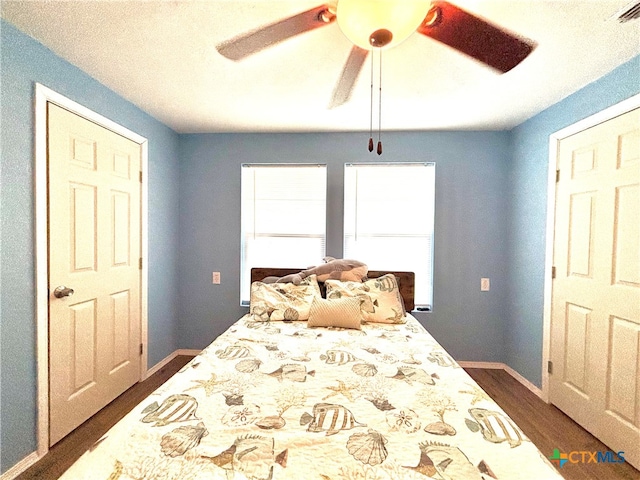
[307,297,362,329]
[250,275,321,321]
[325,274,406,324]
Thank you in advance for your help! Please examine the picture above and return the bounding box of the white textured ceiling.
[2,1,639,133]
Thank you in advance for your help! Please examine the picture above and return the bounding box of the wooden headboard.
[250,268,415,312]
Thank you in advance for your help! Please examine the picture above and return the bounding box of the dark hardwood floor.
[16,360,639,479]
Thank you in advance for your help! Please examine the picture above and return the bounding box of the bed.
[60,269,563,480]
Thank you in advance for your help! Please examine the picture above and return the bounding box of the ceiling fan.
[216,1,536,108]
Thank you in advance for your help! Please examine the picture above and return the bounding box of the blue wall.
[505,55,640,387]
[0,21,181,473]
[177,131,511,362]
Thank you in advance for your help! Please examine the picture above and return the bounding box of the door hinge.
[139,257,143,270]
[139,171,143,183]
[552,266,556,279]
[556,169,560,183]
[140,343,144,356]
[547,360,553,374]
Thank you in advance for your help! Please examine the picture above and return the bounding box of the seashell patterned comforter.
[60,314,563,479]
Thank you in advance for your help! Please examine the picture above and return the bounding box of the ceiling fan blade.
[217,4,336,61]
[417,1,536,73]
[329,46,369,109]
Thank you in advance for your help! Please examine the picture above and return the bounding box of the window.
[343,163,435,309]
[240,164,327,305]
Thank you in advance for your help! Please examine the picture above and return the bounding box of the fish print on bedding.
[60,314,564,479]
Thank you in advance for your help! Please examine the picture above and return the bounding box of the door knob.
[53,286,74,298]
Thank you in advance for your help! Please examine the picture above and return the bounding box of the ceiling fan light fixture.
[336,0,432,50]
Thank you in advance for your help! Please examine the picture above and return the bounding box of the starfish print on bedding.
[322,380,358,402]
[184,373,229,396]
[459,383,492,405]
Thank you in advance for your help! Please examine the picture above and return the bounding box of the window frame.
[342,162,436,310]
[240,163,327,306]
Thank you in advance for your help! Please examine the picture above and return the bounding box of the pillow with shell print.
[325,274,406,324]
[250,274,322,321]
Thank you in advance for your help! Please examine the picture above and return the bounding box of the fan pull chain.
[368,48,383,155]
[369,48,374,152]
[377,49,382,155]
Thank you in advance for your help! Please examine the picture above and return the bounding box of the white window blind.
[241,164,327,305]
[344,163,435,309]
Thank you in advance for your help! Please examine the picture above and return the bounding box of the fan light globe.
[336,0,432,50]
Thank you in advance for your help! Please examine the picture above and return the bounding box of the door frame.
[34,83,149,455]
[541,92,640,403]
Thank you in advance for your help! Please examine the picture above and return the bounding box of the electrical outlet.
[212,272,221,284]
[481,278,490,291]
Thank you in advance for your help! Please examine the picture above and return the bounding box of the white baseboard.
[503,364,544,399]
[176,348,201,356]
[458,361,544,399]
[0,451,40,480]
[144,349,201,379]
[458,361,504,370]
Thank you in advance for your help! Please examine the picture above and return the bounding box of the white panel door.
[48,103,142,445]
[550,107,640,468]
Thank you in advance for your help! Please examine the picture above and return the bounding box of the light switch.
[212,272,221,284]
[481,278,490,291]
